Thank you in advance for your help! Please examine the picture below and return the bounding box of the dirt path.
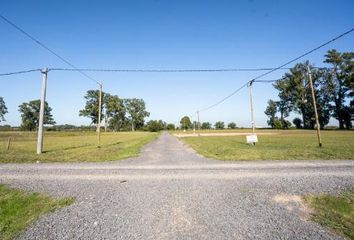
[0,132,353,239]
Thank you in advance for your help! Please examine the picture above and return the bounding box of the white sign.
[246,134,258,144]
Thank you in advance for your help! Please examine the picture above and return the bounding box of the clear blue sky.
[1,0,353,127]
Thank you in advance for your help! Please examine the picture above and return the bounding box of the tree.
[0,97,8,122]
[293,118,303,129]
[105,94,126,131]
[274,62,331,129]
[180,116,192,130]
[79,90,104,127]
[18,100,55,131]
[166,123,176,130]
[264,100,277,128]
[323,49,354,129]
[145,120,166,132]
[214,121,225,129]
[201,122,212,129]
[228,122,237,129]
[125,98,150,131]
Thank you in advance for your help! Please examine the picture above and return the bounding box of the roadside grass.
[0,131,158,163]
[180,130,354,160]
[0,184,74,240]
[304,189,354,240]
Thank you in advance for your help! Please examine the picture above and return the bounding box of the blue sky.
[1,0,353,127]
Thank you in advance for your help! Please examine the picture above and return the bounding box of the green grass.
[0,184,74,240]
[180,130,354,160]
[0,131,158,163]
[304,189,354,239]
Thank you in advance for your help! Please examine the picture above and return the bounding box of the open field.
[180,130,354,160]
[304,188,354,240]
[0,131,158,163]
[0,184,73,240]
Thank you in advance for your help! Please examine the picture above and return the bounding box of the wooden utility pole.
[37,67,48,154]
[97,82,102,147]
[197,111,200,130]
[307,65,322,147]
[249,80,256,135]
[6,136,11,150]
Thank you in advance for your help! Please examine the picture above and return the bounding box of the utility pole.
[307,65,322,147]
[249,80,256,135]
[197,111,200,130]
[97,82,102,147]
[37,67,48,154]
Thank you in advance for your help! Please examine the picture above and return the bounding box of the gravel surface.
[0,132,353,240]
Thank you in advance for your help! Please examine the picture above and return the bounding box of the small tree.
[228,122,237,129]
[214,121,225,129]
[0,97,8,122]
[18,100,55,131]
[201,122,212,129]
[145,120,165,132]
[166,123,176,130]
[180,116,192,130]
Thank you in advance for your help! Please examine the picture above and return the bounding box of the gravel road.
[0,132,353,239]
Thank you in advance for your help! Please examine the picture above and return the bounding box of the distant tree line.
[0,90,152,132]
[178,116,237,130]
[265,49,354,130]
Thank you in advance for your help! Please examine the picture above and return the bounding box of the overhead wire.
[0,14,100,85]
[49,67,291,73]
[0,68,41,77]
[196,27,354,113]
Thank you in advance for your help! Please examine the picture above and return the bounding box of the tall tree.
[105,94,126,131]
[124,98,150,131]
[323,49,354,129]
[264,100,277,128]
[79,90,104,127]
[274,62,331,129]
[0,97,8,122]
[18,100,55,131]
[180,116,192,130]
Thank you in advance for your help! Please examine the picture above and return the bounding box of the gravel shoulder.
[0,132,353,239]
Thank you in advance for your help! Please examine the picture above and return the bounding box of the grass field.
[0,131,158,163]
[180,130,354,160]
[304,189,354,240]
[0,184,74,240]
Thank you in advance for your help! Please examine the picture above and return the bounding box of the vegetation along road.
[0,132,353,239]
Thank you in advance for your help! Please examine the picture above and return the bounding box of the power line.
[49,67,292,73]
[253,79,279,83]
[0,68,41,77]
[199,82,249,112]
[251,28,354,82]
[197,27,354,113]
[0,14,100,85]
[0,66,333,77]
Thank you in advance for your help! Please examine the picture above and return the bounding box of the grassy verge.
[0,184,74,240]
[0,131,158,163]
[180,130,354,160]
[304,189,354,239]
